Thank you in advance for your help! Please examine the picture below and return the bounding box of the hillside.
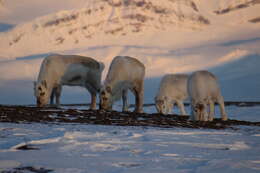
[0,0,259,59]
[0,0,211,58]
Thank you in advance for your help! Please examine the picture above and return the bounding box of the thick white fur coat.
[35,54,104,108]
[100,56,145,112]
[155,74,188,115]
[188,70,227,121]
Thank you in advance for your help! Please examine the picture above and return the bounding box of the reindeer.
[34,54,104,109]
[188,70,228,121]
[100,56,145,113]
[155,74,188,115]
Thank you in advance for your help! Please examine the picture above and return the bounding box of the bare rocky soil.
[1,103,260,130]
[1,166,53,173]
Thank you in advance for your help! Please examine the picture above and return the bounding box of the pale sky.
[0,0,88,24]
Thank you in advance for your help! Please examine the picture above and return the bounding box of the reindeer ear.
[106,86,112,93]
[42,80,47,88]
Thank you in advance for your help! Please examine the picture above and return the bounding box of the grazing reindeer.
[155,74,188,115]
[34,54,104,109]
[100,56,145,113]
[188,70,228,121]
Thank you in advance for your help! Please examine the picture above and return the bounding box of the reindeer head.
[192,102,208,121]
[155,96,168,114]
[99,85,113,110]
[34,80,50,107]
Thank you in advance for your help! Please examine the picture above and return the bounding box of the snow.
[0,113,259,172]
[0,105,260,172]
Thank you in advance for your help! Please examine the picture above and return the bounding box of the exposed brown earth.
[1,103,260,130]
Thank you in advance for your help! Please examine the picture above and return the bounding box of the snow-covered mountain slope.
[0,0,212,59]
[0,0,259,59]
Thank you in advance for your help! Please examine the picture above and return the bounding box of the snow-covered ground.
[1,105,260,173]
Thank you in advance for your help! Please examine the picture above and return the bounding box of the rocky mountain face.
[1,0,210,56]
[214,0,260,15]
[0,0,259,58]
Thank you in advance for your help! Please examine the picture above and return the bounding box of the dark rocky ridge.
[1,104,260,130]
[214,0,260,15]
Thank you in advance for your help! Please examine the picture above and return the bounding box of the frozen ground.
[0,105,260,173]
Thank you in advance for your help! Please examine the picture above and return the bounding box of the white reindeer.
[34,54,104,109]
[188,70,228,121]
[100,56,145,113]
[155,74,188,115]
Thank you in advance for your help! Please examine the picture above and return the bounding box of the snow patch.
[130,133,143,138]
[64,131,107,140]
[165,141,250,150]
[90,143,120,152]
[10,137,61,151]
[81,153,99,157]
[161,153,179,157]
[0,160,20,169]
[216,49,249,64]
[29,137,61,145]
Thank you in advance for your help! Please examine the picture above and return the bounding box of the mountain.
[0,0,212,58]
[0,0,259,59]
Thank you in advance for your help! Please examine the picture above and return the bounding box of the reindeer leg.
[208,100,215,121]
[191,100,197,121]
[55,85,62,107]
[90,92,97,110]
[133,83,144,113]
[50,88,55,106]
[203,103,209,121]
[167,101,173,115]
[176,100,186,115]
[85,83,97,110]
[217,96,228,121]
[122,89,128,112]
